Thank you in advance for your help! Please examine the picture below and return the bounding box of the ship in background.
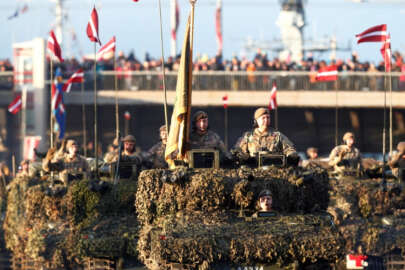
[243,0,351,62]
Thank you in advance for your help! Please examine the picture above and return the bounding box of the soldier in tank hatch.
[233,107,299,166]
[143,125,168,169]
[189,111,231,161]
[43,139,89,184]
[328,132,362,173]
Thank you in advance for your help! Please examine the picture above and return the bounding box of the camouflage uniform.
[234,128,297,157]
[389,142,405,180]
[328,145,362,172]
[144,141,167,168]
[43,152,89,183]
[189,130,231,159]
[104,149,142,164]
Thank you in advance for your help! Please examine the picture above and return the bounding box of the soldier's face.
[196,118,208,132]
[68,144,79,155]
[309,151,318,159]
[160,130,167,143]
[124,141,135,152]
[22,163,29,172]
[259,195,272,211]
[346,137,354,147]
[257,114,270,128]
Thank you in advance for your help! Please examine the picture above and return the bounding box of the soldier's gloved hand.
[286,153,300,167]
[45,148,57,161]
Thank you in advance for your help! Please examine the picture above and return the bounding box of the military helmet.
[343,132,355,141]
[66,139,78,149]
[193,111,208,122]
[122,135,136,143]
[258,189,272,198]
[20,160,29,166]
[397,141,405,152]
[254,107,270,120]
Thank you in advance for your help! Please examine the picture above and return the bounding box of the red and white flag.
[86,7,101,45]
[96,36,116,61]
[268,82,277,110]
[63,69,84,93]
[356,24,387,44]
[171,0,179,49]
[346,254,368,269]
[47,30,64,62]
[222,94,228,109]
[8,95,22,114]
[316,65,338,82]
[23,136,41,161]
[380,34,391,72]
[216,0,223,55]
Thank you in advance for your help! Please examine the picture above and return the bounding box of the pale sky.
[1,0,405,63]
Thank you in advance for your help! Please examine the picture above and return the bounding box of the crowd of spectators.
[1,49,404,75]
[1,50,404,91]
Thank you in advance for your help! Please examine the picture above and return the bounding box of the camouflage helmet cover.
[254,107,270,120]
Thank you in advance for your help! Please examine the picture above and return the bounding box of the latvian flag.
[86,7,101,45]
[47,30,64,62]
[96,36,116,61]
[63,69,84,93]
[8,95,22,114]
[268,82,277,110]
[356,24,387,44]
[316,65,338,82]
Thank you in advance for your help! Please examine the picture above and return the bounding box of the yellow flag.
[165,15,193,168]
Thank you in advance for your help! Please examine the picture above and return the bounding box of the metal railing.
[2,71,405,91]
[0,72,13,91]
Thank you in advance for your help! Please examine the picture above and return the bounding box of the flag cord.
[94,42,99,177]
[81,80,87,157]
[389,70,393,156]
[335,80,338,147]
[50,60,54,148]
[158,0,169,132]
[114,52,119,139]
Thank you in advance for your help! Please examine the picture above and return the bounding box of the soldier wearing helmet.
[252,189,278,218]
[144,125,168,168]
[43,139,89,184]
[233,107,298,165]
[189,111,231,160]
[328,132,362,173]
[389,141,405,181]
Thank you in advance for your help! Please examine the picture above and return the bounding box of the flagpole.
[81,80,87,157]
[335,80,338,147]
[382,68,387,187]
[190,1,196,49]
[12,154,16,177]
[224,105,228,150]
[94,42,99,177]
[50,60,54,148]
[389,69,393,156]
[158,0,169,132]
[114,51,119,139]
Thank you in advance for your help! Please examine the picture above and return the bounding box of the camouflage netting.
[136,167,329,225]
[327,178,405,223]
[137,212,345,270]
[338,216,405,256]
[326,177,405,257]
[3,176,140,268]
